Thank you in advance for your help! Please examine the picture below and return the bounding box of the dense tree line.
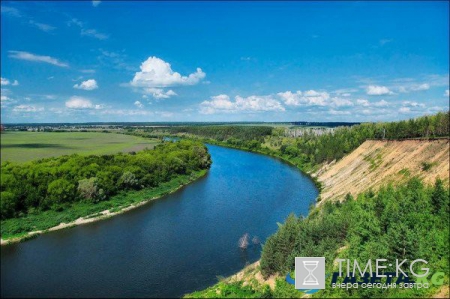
[176,112,448,175]
[290,121,360,127]
[0,140,211,220]
[145,112,449,170]
[276,111,449,166]
[260,178,449,297]
[165,126,273,142]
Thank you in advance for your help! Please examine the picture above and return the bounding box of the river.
[1,144,318,298]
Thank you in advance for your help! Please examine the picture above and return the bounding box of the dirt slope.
[314,139,449,203]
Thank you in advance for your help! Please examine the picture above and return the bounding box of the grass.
[1,169,207,241]
[186,281,271,298]
[421,161,437,171]
[0,131,160,163]
[363,149,383,171]
[398,168,411,177]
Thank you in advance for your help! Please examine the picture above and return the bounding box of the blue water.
[1,144,318,298]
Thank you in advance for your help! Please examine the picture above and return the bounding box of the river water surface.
[1,144,318,298]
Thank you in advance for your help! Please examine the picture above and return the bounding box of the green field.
[1,131,160,163]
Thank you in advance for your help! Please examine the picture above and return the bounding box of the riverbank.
[1,169,208,245]
[185,261,277,298]
[182,139,449,298]
[1,142,318,298]
[181,137,323,191]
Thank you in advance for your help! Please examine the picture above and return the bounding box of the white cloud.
[277,91,303,106]
[81,28,108,40]
[330,97,354,107]
[329,110,351,115]
[98,49,135,72]
[397,83,430,93]
[134,101,144,108]
[0,92,16,108]
[356,99,390,108]
[277,90,330,106]
[410,83,430,91]
[425,74,449,87]
[1,78,10,86]
[200,95,234,114]
[333,88,358,96]
[1,77,19,86]
[72,76,84,82]
[200,94,285,114]
[131,56,205,88]
[399,107,411,114]
[12,105,44,112]
[391,75,449,94]
[402,101,425,108]
[2,6,56,34]
[234,95,285,112]
[68,18,109,40]
[356,99,370,106]
[68,18,83,27]
[1,6,21,17]
[1,95,11,102]
[366,85,394,96]
[9,51,68,67]
[65,96,102,109]
[373,100,389,107]
[100,109,153,116]
[92,1,101,7]
[379,39,393,46]
[49,108,66,115]
[143,88,177,99]
[445,90,449,97]
[81,69,96,74]
[73,79,98,90]
[29,20,55,32]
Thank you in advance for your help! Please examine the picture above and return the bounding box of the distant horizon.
[1,1,449,123]
[2,121,361,125]
[3,111,449,126]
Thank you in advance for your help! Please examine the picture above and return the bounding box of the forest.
[159,125,272,142]
[0,140,211,220]
[155,112,449,172]
[260,178,449,297]
[274,111,450,166]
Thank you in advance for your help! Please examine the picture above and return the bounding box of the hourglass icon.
[302,261,319,285]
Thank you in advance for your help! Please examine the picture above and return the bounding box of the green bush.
[0,140,211,220]
[260,177,449,298]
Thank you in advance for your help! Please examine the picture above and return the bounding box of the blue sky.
[1,1,449,123]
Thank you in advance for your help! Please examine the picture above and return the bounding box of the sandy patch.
[315,139,449,203]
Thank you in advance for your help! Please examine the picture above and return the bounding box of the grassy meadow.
[0,131,160,163]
